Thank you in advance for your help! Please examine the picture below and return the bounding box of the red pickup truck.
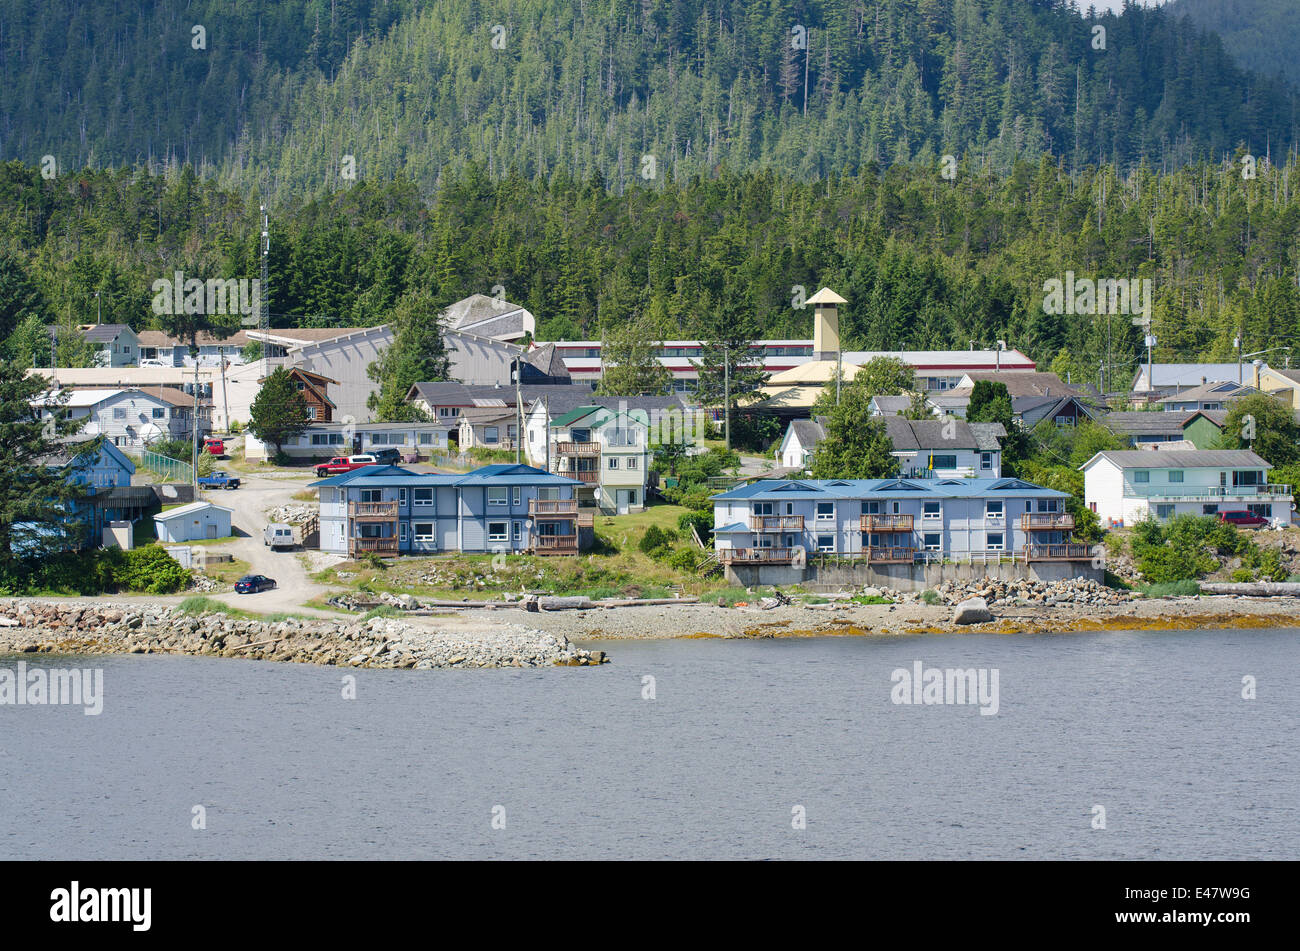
[314,454,377,478]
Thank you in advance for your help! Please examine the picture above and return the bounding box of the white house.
[154,501,233,542]
[882,417,1006,478]
[778,418,827,470]
[32,387,204,449]
[1080,450,1293,527]
[79,324,141,368]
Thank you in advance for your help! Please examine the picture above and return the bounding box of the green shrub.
[920,589,941,605]
[677,510,713,540]
[1230,568,1255,583]
[117,544,190,593]
[667,547,698,572]
[1135,545,1216,584]
[270,450,292,467]
[638,525,677,554]
[1137,580,1201,598]
[361,605,402,621]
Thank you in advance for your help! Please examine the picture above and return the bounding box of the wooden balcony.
[1024,544,1093,562]
[1021,512,1075,531]
[529,498,579,517]
[719,547,794,565]
[349,536,399,557]
[555,441,600,456]
[861,514,914,533]
[532,534,579,555]
[865,547,915,564]
[564,469,599,483]
[750,514,804,533]
[348,501,399,520]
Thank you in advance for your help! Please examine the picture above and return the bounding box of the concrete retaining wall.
[726,560,1102,591]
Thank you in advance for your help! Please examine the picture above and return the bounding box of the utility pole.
[514,354,523,464]
[50,326,57,388]
[1235,329,1243,384]
[95,290,101,325]
[218,346,230,434]
[723,346,731,451]
[191,347,200,489]
[803,28,810,118]
[836,343,842,406]
[544,395,551,474]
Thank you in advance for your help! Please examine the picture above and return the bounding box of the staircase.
[300,513,320,549]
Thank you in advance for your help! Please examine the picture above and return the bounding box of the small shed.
[153,501,233,543]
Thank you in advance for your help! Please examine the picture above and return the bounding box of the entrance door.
[617,489,631,515]
[206,523,218,539]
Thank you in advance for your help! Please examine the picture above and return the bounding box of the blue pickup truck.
[197,471,241,490]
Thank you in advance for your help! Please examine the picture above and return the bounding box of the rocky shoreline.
[0,601,609,669]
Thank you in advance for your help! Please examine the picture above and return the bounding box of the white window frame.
[512,487,521,506]
[815,502,834,522]
[923,501,942,521]
[487,487,508,506]
[413,487,434,507]
[985,500,1004,520]
[986,532,1004,551]
[413,522,435,540]
[487,521,509,542]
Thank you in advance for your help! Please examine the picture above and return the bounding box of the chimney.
[806,287,847,361]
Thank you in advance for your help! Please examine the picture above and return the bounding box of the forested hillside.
[4,154,1299,390]
[1,1,1296,198]
[1168,0,1300,86]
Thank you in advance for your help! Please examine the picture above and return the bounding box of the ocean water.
[2,628,1296,859]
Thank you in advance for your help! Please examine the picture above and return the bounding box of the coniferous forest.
[1,0,1299,385]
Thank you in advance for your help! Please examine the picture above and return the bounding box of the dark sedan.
[234,574,277,594]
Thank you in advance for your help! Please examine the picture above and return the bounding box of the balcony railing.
[565,469,599,483]
[348,501,399,519]
[865,547,915,564]
[1123,483,1292,501]
[1024,544,1094,562]
[555,441,600,456]
[861,514,914,532]
[350,536,399,556]
[1021,512,1075,531]
[720,547,794,565]
[529,499,578,517]
[750,514,804,533]
[532,534,579,555]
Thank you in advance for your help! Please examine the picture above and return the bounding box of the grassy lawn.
[194,556,251,585]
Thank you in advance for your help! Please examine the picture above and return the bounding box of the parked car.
[370,448,403,465]
[314,454,377,477]
[197,471,240,490]
[1217,510,1270,527]
[234,574,276,594]
[264,524,295,549]
[203,437,225,456]
[139,358,170,368]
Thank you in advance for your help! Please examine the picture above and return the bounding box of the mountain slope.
[1,0,1296,197]
[1167,0,1300,85]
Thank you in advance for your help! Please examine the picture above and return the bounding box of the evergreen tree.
[367,293,453,421]
[0,360,99,569]
[597,316,671,396]
[249,367,311,455]
[809,386,899,480]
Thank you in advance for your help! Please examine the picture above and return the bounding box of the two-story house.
[1155,380,1259,413]
[259,367,337,422]
[33,437,137,549]
[79,324,141,368]
[883,417,1006,478]
[32,387,204,449]
[712,477,1083,570]
[310,463,586,557]
[544,405,652,513]
[1080,450,1293,526]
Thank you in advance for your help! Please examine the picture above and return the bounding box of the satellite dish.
[83,421,100,435]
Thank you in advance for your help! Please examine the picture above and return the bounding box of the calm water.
[2,628,1297,860]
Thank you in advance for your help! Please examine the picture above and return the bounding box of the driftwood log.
[1198,582,1300,597]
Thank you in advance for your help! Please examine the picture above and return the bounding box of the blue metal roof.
[309,463,581,489]
[713,522,750,534]
[712,477,1068,502]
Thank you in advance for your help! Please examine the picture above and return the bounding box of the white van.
[264,524,295,549]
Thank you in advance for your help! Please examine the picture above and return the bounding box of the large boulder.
[953,597,992,625]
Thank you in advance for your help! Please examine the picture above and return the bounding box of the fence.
[131,450,194,485]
